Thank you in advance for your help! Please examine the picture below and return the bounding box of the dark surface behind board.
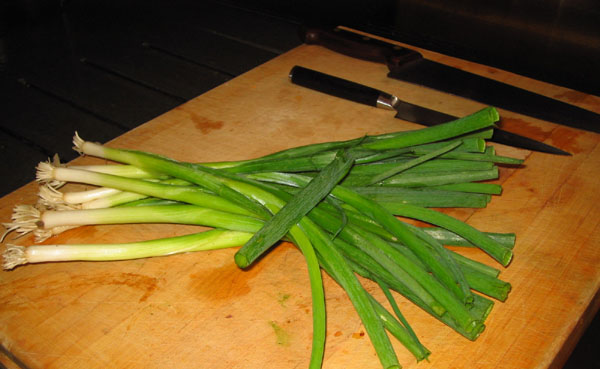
[0,1,597,368]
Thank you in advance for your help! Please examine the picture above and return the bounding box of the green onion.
[234,150,355,268]
[416,226,515,249]
[40,185,121,205]
[2,229,253,269]
[350,158,495,176]
[360,107,499,150]
[245,172,474,300]
[37,161,255,217]
[428,182,503,195]
[73,133,271,219]
[73,138,330,369]
[410,148,524,164]
[69,164,165,179]
[284,225,326,369]
[350,186,491,208]
[375,279,428,358]
[303,219,401,369]
[332,227,446,316]
[8,204,264,242]
[388,204,513,266]
[449,250,501,278]
[2,108,524,369]
[343,167,500,188]
[360,141,462,186]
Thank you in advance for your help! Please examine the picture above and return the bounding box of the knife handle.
[299,26,422,68]
[290,65,395,109]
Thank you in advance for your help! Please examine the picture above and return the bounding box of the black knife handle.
[300,26,422,68]
[289,65,383,108]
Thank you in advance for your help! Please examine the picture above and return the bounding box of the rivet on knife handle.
[289,65,455,124]
[289,65,395,109]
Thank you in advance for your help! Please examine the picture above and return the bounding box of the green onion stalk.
[2,229,253,269]
[1,107,522,369]
[67,136,412,368]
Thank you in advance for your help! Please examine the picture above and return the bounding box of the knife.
[300,26,600,133]
[289,65,571,155]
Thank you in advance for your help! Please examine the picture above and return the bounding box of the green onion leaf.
[234,150,355,268]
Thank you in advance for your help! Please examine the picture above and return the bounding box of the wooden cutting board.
[1,31,599,369]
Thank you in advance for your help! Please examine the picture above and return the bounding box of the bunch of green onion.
[1,107,522,369]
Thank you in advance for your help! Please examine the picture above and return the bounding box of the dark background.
[246,0,600,96]
[0,1,598,368]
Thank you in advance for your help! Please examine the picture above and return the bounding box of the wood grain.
[0,36,598,369]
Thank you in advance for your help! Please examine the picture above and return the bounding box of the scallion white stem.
[64,187,122,204]
[39,184,123,207]
[2,229,253,270]
[36,162,254,217]
[69,164,163,179]
[9,204,264,242]
[81,191,148,209]
[37,185,80,210]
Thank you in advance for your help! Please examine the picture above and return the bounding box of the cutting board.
[1,31,599,369]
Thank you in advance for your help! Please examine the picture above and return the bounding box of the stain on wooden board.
[176,107,225,134]
[352,331,365,339]
[191,115,225,134]
[277,292,291,307]
[0,271,161,308]
[547,127,587,155]
[269,320,291,346]
[498,116,586,155]
[498,117,550,140]
[90,273,160,302]
[187,260,262,301]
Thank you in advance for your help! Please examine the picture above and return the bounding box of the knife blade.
[300,26,600,133]
[289,65,571,155]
